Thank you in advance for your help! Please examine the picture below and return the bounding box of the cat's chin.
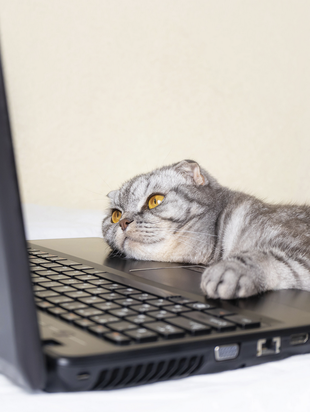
[120,238,163,262]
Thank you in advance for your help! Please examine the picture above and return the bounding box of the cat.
[102,160,310,299]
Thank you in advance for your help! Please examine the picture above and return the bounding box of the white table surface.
[2,204,310,412]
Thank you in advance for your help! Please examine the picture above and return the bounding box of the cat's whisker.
[139,227,218,238]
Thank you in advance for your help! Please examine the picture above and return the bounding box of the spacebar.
[183,311,236,332]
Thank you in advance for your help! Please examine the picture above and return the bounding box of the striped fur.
[102,160,310,299]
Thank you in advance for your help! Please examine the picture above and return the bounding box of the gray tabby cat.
[102,160,310,299]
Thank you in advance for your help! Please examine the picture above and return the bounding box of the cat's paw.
[200,260,260,299]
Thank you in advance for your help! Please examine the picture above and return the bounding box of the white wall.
[1,0,310,210]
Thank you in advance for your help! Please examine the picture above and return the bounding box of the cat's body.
[102,160,310,299]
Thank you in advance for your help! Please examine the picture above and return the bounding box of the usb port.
[257,337,281,357]
[290,333,309,346]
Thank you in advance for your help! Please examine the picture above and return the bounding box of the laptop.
[1,50,310,393]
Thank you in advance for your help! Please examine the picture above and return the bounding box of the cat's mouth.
[122,234,165,248]
[122,231,165,247]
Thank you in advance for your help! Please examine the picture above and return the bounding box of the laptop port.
[214,344,239,361]
[290,333,309,346]
[257,337,281,357]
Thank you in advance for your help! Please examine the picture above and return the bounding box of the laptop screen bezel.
[0,48,46,390]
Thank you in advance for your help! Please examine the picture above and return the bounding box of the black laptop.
[1,51,310,393]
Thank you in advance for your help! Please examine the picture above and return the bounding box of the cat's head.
[102,160,220,264]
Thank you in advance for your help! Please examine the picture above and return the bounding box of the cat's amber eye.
[111,210,122,224]
[148,194,165,210]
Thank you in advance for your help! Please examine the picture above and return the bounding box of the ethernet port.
[257,337,281,357]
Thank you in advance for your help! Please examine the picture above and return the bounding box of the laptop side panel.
[0,51,46,390]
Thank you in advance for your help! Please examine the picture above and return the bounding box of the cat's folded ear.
[107,190,118,201]
[174,160,208,186]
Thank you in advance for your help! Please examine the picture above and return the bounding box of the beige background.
[0,0,310,210]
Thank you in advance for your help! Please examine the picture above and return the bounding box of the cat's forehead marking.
[114,168,188,211]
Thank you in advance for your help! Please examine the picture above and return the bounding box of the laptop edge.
[0,50,46,390]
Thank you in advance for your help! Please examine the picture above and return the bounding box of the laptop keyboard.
[28,248,261,345]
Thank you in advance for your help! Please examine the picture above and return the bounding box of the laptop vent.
[94,355,204,390]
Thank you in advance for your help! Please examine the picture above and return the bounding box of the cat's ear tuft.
[107,190,118,200]
[175,160,208,186]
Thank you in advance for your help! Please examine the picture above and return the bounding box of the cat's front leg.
[200,256,266,299]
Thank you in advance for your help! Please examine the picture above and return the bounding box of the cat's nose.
[119,218,133,231]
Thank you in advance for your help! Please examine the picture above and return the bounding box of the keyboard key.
[41,263,62,269]
[168,296,194,305]
[55,259,81,266]
[90,314,119,324]
[74,283,95,290]
[75,275,98,281]
[162,304,190,314]
[205,308,235,317]
[104,332,131,345]
[94,302,121,311]
[61,312,81,322]
[116,288,141,296]
[183,311,236,332]
[72,265,93,271]
[33,286,46,292]
[60,278,82,285]
[107,321,137,332]
[166,317,211,336]
[99,292,124,301]
[144,322,185,339]
[125,328,157,343]
[147,310,176,320]
[60,302,87,311]
[29,258,48,264]
[38,254,58,259]
[52,286,77,293]
[63,270,84,276]
[104,283,125,291]
[52,266,74,273]
[108,308,137,318]
[126,314,154,324]
[88,279,112,286]
[74,318,96,328]
[46,257,67,262]
[146,298,172,307]
[46,274,69,281]
[85,288,109,295]
[130,292,157,301]
[34,270,58,276]
[65,291,91,298]
[186,302,215,311]
[47,296,73,304]
[39,281,63,288]
[33,277,50,284]
[35,290,59,298]
[79,296,105,304]
[83,269,106,275]
[130,304,157,313]
[47,307,67,316]
[31,266,45,272]
[75,308,103,317]
[114,298,140,307]
[36,300,54,310]
[89,325,110,335]
[226,315,261,329]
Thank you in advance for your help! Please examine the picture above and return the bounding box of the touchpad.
[128,266,205,295]
[103,254,206,295]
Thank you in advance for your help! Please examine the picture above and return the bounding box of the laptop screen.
[0,49,46,390]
